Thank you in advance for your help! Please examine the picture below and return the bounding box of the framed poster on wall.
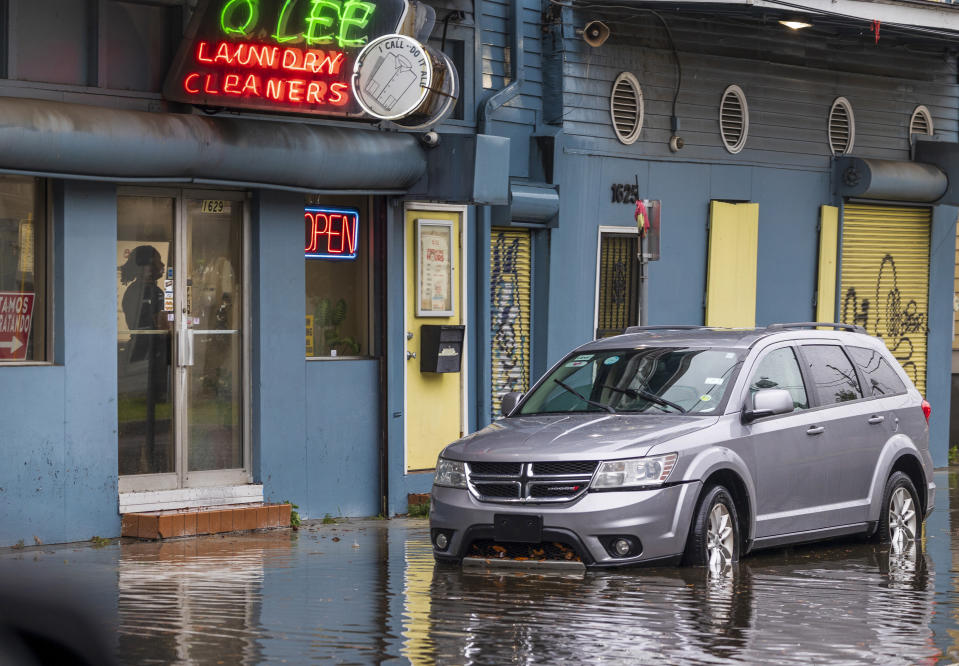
[416,218,455,317]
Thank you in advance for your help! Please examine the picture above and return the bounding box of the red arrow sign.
[0,292,34,360]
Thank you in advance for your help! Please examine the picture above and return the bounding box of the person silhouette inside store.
[120,245,170,473]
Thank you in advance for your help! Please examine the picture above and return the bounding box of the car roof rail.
[765,321,867,334]
[623,325,711,334]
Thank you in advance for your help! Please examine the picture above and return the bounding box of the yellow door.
[405,207,464,471]
[816,205,839,322]
[705,201,759,328]
[839,204,931,394]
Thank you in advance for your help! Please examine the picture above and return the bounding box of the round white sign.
[352,34,433,121]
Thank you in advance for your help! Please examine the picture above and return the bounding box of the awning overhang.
[0,96,428,193]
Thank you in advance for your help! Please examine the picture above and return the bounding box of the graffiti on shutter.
[597,234,638,338]
[839,205,930,394]
[491,228,531,416]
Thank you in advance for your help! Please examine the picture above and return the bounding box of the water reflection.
[411,542,935,665]
[118,534,292,664]
[0,475,953,664]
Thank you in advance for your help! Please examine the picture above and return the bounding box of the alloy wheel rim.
[888,487,917,552]
[707,503,735,572]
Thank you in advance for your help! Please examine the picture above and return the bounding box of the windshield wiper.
[603,384,687,414]
[554,379,616,413]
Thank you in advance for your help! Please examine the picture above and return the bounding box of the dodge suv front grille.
[466,461,597,503]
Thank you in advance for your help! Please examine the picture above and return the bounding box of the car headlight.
[590,453,678,489]
[434,458,467,488]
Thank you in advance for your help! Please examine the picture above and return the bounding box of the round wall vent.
[719,85,748,154]
[828,97,855,156]
[909,105,933,139]
[610,72,644,145]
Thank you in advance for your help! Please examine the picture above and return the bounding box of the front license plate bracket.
[493,514,543,543]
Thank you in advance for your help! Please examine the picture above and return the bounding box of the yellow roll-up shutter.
[839,204,931,394]
[491,228,532,416]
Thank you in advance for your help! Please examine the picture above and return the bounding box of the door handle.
[867,415,885,424]
[806,425,825,436]
[178,327,195,367]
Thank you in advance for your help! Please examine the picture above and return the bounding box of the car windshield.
[518,347,744,416]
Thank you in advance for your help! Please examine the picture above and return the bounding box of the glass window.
[117,196,174,476]
[518,347,743,416]
[0,176,47,362]
[305,196,371,358]
[748,347,808,410]
[101,3,180,92]
[801,345,863,405]
[846,346,908,397]
[11,0,91,85]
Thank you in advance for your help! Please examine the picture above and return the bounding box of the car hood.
[443,413,718,461]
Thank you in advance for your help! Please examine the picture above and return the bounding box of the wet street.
[2,473,959,664]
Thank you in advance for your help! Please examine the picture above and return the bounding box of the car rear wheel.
[877,471,922,550]
[683,485,739,572]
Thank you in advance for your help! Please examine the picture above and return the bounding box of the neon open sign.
[305,207,360,259]
[164,0,409,116]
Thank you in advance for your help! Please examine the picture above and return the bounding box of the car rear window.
[800,344,863,405]
[846,346,908,397]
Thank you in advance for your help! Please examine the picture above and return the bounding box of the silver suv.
[430,323,934,570]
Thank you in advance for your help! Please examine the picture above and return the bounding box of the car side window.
[801,344,864,404]
[846,346,907,397]
[748,347,808,410]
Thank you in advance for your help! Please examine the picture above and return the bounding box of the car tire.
[683,484,739,571]
[877,471,922,548]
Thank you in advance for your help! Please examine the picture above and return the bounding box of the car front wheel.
[877,471,922,549]
[683,485,739,571]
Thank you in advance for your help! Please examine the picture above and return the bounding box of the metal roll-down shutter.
[490,228,532,416]
[839,204,931,393]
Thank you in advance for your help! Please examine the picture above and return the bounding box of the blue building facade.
[1,0,958,548]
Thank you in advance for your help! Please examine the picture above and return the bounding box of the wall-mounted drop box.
[420,325,465,373]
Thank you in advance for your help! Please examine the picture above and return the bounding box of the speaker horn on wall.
[582,21,610,47]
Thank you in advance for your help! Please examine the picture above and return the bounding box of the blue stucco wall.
[305,360,380,517]
[252,190,309,511]
[547,146,831,365]
[253,190,384,519]
[0,180,119,547]
[927,205,957,467]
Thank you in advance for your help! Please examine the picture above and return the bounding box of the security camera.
[581,21,610,48]
[420,131,440,148]
[669,135,685,152]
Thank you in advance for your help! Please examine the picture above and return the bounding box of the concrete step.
[121,503,291,540]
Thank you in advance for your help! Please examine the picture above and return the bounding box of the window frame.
[844,344,908,400]
[593,226,640,339]
[0,176,52,366]
[745,344,810,413]
[794,342,864,408]
[305,194,377,361]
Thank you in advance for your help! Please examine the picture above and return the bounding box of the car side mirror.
[501,391,524,416]
[743,388,794,423]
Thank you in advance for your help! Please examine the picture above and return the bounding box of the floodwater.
[1,473,959,664]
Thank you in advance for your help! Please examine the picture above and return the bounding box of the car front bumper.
[429,481,703,567]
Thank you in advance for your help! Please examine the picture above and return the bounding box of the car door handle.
[867,415,885,424]
[806,425,825,436]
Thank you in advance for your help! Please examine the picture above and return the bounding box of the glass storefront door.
[118,190,247,492]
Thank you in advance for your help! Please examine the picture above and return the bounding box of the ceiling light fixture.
[779,19,813,30]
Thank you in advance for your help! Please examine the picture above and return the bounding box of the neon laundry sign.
[305,207,360,259]
[164,0,410,116]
